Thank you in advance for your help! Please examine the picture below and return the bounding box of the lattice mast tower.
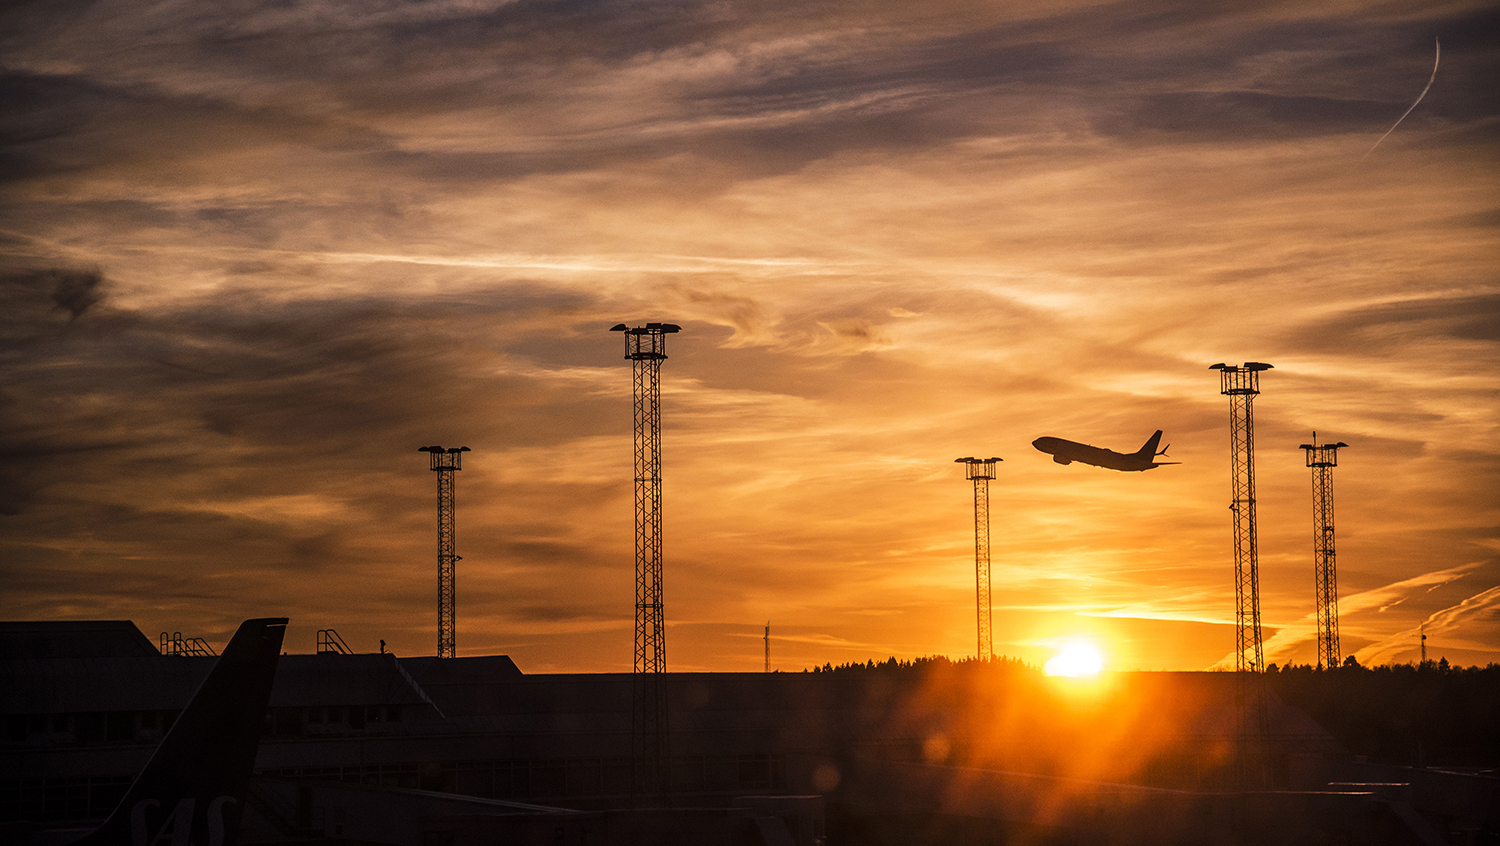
[1211,363,1273,673]
[764,623,770,673]
[419,445,469,659]
[1300,434,1348,671]
[955,457,1003,662]
[611,321,680,805]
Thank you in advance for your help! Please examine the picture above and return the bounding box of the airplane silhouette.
[68,617,287,846]
[1031,431,1179,472]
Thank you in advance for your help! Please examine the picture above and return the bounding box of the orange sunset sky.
[2,0,1497,673]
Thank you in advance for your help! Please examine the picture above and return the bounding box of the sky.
[2,0,1497,673]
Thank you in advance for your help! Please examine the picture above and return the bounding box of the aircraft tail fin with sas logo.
[70,617,286,846]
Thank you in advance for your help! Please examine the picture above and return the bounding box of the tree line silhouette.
[801,655,1500,768]
[1264,659,1500,768]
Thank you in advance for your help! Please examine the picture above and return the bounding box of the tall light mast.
[955,456,1002,662]
[764,622,770,674]
[1212,362,1272,791]
[611,321,680,806]
[1300,434,1347,671]
[1211,363,1273,674]
[419,445,469,659]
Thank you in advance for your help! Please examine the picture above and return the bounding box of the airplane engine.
[1053,455,1071,465]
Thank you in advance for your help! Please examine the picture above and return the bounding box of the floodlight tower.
[1210,363,1273,674]
[419,445,469,659]
[764,622,770,673]
[955,456,1003,662]
[611,321,681,805]
[1299,434,1348,671]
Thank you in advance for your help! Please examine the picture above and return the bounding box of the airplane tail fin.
[1136,430,1164,458]
[71,617,287,846]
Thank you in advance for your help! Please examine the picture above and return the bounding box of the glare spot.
[922,733,951,763]
[1044,644,1103,677]
[813,763,841,792]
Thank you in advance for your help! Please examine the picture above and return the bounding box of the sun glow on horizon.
[1044,643,1104,677]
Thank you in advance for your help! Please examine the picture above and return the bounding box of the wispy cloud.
[2,0,1497,671]
[1197,562,1489,668]
[1356,583,1500,666]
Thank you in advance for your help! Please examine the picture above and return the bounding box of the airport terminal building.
[3,621,1495,845]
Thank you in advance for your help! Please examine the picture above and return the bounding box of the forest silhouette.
[804,655,1500,771]
[1263,659,1500,768]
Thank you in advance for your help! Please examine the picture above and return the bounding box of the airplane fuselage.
[1031,431,1174,472]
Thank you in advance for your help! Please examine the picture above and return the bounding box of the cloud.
[47,269,104,318]
[1,265,107,331]
[810,318,895,356]
[674,285,780,347]
[1,0,1497,670]
[1356,582,1500,666]
[1209,562,1486,668]
[1294,294,1500,351]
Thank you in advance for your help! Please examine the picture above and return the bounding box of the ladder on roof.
[317,629,352,654]
[160,631,217,656]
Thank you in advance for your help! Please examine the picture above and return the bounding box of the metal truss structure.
[764,623,770,674]
[612,321,680,805]
[1212,362,1273,792]
[1211,363,1272,674]
[420,445,468,659]
[1300,434,1347,671]
[955,457,1003,662]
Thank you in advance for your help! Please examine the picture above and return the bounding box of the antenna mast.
[611,321,680,806]
[955,456,1002,661]
[764,622,770,673]
[419,445,469,659]
[1300,433,1347,671]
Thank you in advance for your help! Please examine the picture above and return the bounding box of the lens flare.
[1044,643,1103,677]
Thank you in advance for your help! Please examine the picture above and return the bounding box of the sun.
[1044,643,1104,677]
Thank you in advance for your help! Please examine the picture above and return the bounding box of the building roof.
[0,653,464,713]
[0,621,159,659]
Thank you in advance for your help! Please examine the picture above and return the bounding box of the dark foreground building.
[3,621,1496,845]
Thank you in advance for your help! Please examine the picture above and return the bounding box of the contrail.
[1363,37,1440,161]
